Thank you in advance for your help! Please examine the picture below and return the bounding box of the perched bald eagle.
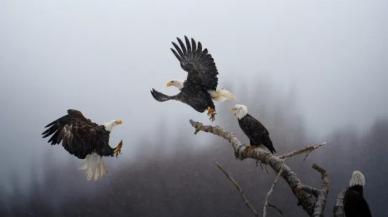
[42,109,123,181]
[231,104,276,153]
[151,36,235,121]
[343,171,372,217]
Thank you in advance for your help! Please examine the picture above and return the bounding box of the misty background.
[0,0,387,216]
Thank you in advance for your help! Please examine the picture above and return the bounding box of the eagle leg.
[113,140,123,157]
[207,107,216,122]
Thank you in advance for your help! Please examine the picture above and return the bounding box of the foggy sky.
[0,0,387,190]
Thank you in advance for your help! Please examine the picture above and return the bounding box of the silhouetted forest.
[1,87,387,217]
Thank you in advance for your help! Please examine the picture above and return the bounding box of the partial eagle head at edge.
[166,80,184,90]
[349,170,366,187]
[231,104,248,119]
[104,119,123,132]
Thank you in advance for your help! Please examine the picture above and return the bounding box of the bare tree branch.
[215,162,259,217]
[268,203,284,216]
[312,164,330,217]
[280,143,326,159]
[190,120,329,216]
[301,185,320,197]
[263,162,284,217]
[333,191,345,217]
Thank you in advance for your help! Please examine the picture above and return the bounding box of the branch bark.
[189,120,329,217]
[280,143,326,159]
[312,164,330,217]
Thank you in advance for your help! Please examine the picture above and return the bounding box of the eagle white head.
[231,104,248,120]
[104,119,123,132]
[349,170,366,187]
[166,80,184,90]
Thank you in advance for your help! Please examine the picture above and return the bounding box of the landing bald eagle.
[344,171,372,217]
[42,109,123,181]
[151,36,235,121]
[231,104,276,153]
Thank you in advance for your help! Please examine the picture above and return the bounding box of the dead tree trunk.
[190,120,329,217]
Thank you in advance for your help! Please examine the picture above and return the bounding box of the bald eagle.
[231,104,276,153]
[151,36,235,121]
[343,171,372,217]
[42,109,123,181]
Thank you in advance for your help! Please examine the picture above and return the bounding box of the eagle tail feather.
[266,140,276,154]
[80,153,107,181]
[209,89,236,102]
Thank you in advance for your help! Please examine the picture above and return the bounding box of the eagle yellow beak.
[230,108,237,112]
[115,119,123,125]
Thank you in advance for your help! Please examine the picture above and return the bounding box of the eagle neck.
[237,112,248,120]
[104,121,116,132]
[349,185,364,195]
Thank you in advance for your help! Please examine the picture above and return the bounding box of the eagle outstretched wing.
[42,109,106,159]
[171,36,218,90]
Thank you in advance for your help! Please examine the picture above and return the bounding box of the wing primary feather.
[42,127,56,137]
[177,37,187,54]
[172,37,218,90]
[191,38,196,52]
[48,131,60,144]
[201,48,208,57]
[171,42,184,57]
[196,42,202,54]
[170,48,181,61]
[184,36,191,54]
[44,120,57,128]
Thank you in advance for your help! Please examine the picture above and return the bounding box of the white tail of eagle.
[80,153,107,181]
[208,89,236,102]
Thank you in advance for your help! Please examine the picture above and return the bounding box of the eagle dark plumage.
[344,171,372,217]
[42,109,123,180]
[231,104,276,154]
[151,36,235,121]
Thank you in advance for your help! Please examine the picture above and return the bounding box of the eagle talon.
[113,140,123,157]
[207,107,216,122]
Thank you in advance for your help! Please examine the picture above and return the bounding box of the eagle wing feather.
[42,109,107,159]
[171,36,218,90]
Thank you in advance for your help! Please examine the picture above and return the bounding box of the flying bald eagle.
[231,104,276,153]
[343,171,372,217]
[42,109,123,181]
[151,36,235,121]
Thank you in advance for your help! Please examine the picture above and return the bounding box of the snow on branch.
[189,120,329,217]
